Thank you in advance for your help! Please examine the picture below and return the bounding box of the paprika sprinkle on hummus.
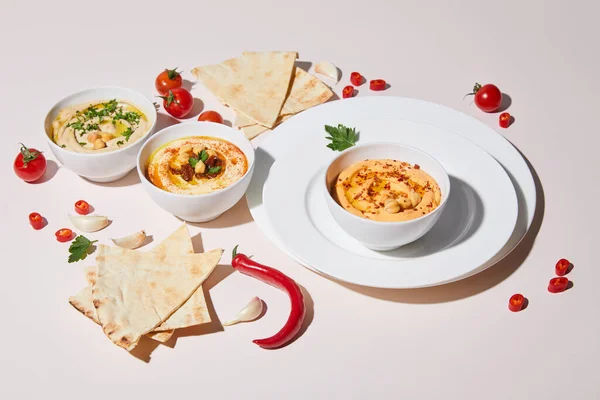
[333,159,442,222]
[146,136,248,195]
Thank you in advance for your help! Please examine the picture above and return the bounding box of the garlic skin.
[314,61,340,83]
[110,230,146,249]
[69,215,110,233]
[222,296,264,326]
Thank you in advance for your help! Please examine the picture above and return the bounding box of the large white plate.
[247,97,537,286]
[262,119,518,288]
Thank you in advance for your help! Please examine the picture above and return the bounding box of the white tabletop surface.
[1,0,598,399]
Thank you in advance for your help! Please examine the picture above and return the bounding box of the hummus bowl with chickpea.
[137,122,255,222]
[44,86,157,182]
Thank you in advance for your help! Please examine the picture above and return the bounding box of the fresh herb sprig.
[68,235,98,263]
[188,149,209,168]
[325,124,359,151]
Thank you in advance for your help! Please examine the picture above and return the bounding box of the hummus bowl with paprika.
[325,142,450,251]
[138,122,255,222]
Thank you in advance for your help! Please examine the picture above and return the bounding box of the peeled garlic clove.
[69,215,110,233]
[222,296,264,326]
[314,61,339,83]
[111,230,146,249]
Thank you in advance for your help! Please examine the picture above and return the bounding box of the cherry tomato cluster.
[342,71,388,99]
[464,82,515,129]
[508,258,573,312]
[154,68,223,124]
[28,200,93,243]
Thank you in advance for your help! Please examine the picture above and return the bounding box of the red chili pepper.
[342,85,355,99]
[499,112,511,128]
[29,212,44,230]
[231,246,306,349]
[548,277,569,293]
[55,228,74,243]
[74,200,91,215]
[555,258,571,276]
[370,79,387,91]
[508,294,525,312]
[350,72,363,86]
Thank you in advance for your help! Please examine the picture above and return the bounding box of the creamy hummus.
[146,136,248,195]
[333,159,442,222]
[52,99,149,153]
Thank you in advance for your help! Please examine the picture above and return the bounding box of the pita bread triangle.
[92,244,222,350]
[192,51,297,128]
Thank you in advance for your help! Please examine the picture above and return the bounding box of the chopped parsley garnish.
[121,127,134,141]
[86,123,99,131]
[325,124,359,151]
[116,140,124,146]
[61,144,66,148]
[78,142,86,146]
[188,150,208,168]
[207,165,222,175]
[67,121,85,133]
[68,235,98,263]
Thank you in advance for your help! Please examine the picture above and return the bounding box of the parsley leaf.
[78,142,86,146]
[61,144,66,148]
[68,235,98,263]
[324,124,359,151]
[207,165,222,175]
[68,120,85,132]
[116,140,124,146]
[189,156,199,168]
[121,127,134,141]
[199,149,209,163]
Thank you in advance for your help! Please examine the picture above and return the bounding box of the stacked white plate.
[246,97,536,288]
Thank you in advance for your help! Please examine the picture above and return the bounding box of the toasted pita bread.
[92,245,222,350]
[240,114,294,139]
[235,66,333,138]
[192,51,297,128]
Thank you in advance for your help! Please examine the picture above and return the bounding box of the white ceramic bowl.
[324,142,451,251]
[43,86,157,182]
[137,122,255,223]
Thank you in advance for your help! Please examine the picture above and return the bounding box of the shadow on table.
[333,149,545,303]
[184,197,255,229]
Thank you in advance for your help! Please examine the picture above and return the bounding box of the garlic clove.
[222,296,264,326]
[69,215,110,233]
[110,230,146,249]
[314,61,340,83]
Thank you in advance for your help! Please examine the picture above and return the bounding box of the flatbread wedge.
[192,51,297,128]
[92,245,223,350]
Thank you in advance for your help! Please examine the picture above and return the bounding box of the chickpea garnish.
[177,153,190,164]
[206,149,217,157]
[87,133,100,142]
[179,144,193,155]
[93,139,106,149]
[193,144,205,154]
[384,199,401,214]
[101,133,114,142]
[194,160,206,174]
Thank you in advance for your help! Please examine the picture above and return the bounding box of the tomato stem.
[19,143,39,165]
[463,82,482,99]
[166,67,181,80]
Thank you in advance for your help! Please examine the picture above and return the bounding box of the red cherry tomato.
[55,228,74,243]
[548,277,569,293]
[14,143,47,182]
[155,68,182,95]
[350,72,363,86]
[555,258,571,276]
[160,88,194,118]
[75,200,91,215]
[342,85,355,99]
[29,212,45,230]
[467,83,502,112]
[508,294,525,312]
[499,112,511,128]
[198,111,224,124]
[370,79,387,91]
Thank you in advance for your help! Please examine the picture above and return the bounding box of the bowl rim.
[43,85,158,157]
[136,121,256,199]
[324,140,451,225]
